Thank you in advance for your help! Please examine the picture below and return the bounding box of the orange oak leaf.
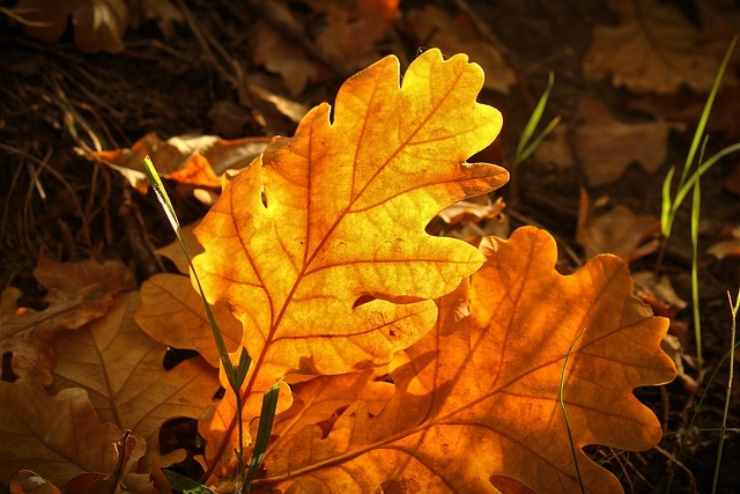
[191,49,507,476]
[135,274,242,368]
[155,222,203,275]
[0,381,143,487]
[256,227,676,493]
[50,291,220,439]
[0,257,133,384]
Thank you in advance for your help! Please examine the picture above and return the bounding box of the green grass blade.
[712,290,740,494]
[680,35,737,184]
[690,136,708,369]
[143,156,179,233]
[660,167,676,237]
[515,71,555,163]
[164,469,214,494]
[245,382,281,492]
[690,179,702,369]
[143,156,246,381]
[672,142,740,214]
[519,115,561,164]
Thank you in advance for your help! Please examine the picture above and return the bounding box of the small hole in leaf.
[162,347,200,370]
[260,187,268,208]
[213,386,226,400]
[352,294,376,309]
[1,352,18,382]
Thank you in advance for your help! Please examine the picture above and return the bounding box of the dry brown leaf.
[577,189,661,262]
[9,470,61,494]
[533,124,574,169]
[633,271,688,316]
[135,274,242,368]
[50,291,220,439]
[253,21,325,96]
[154,223,202,275]
[17,0,128,53]
[407,6,516,94]
[91,132,270,191]
[0,381,144,486]
[258,227,676,493]
[583,0,737,93]
[0,257,133,384]
[707,226,740,259]
[724,163,740,195]
[187,49,507,476]
[310,0,400,71]
[574,99,670,186]
[438,196,505,225]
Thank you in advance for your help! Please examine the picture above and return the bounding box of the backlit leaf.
[191,48,507,475]
[258,227,676,493]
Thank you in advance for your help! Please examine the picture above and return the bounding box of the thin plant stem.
[559,328,586,494]
[712,290,739,494]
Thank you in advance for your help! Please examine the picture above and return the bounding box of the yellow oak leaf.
[136,273,242,368]
[0,257,133,384]
[191,49,507,475]
[0,381,143,487]
[50,291,220,439]
[256,227,676,493]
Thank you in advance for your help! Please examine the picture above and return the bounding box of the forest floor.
[2,1,740,493]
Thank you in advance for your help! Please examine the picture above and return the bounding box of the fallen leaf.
[633,271,688,317]
[0,258,133,384]
[245,79,310,123]
[533,124,574,170]
[574,99,671,186]
[17,0,128,53]
[9,470,61,494]
[155,223,202,275]
[50,291,220,439]
[724,163,740,196]
[310,0,400,71]
[90,132,270,191]
[252,21,325,96]
[407,6,516,94]
[707,226,740,260]
[583,0,736,93]
[438,196,505,225]
[190,49,507,475]
[0,381,144,486]
[259,227,676,493]
[577,189,661,262]
[135,274,242,368]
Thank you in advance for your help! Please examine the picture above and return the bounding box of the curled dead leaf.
[90,132,270,191]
